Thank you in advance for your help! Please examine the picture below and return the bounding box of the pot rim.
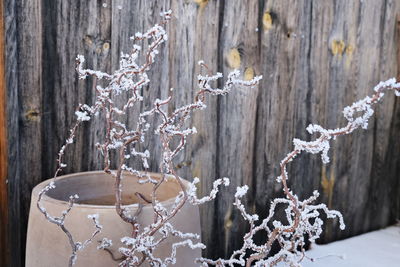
[32,170,187,209]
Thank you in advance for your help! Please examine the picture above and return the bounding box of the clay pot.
[26,171,201,267]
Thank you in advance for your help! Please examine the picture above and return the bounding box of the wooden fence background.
[4,0,400,265]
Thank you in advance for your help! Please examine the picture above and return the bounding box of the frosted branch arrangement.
[198,78,400,267]
[36,10,400,267]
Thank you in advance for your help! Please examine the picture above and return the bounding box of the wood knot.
[226,48,241,69]
[103,42,110,50]
[175,160,192,169]
[262,12,273,32]
[84,35,93,46]
[194,0,208,7]
[25,109,40,122]
[224,219,233,230]
[224,207,233,231]
[244,67,255,81]
[331,39,345,56]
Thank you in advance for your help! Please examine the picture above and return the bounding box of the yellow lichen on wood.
[226,48,241,69]
[262,12,273,32]
[321,165,335,208]
[244,67,255,81]
[331,39,345,56]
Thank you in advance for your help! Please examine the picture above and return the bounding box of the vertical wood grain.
[0,0,9,265]
[166,0,221,257]
[5,0,43,265]
[5,0,20,265]
[42,0,113,179]
[110,0,170,172]
[254,0,322,250]
[215,0,261,258]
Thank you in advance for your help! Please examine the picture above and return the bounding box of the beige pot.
[26,171,202,267]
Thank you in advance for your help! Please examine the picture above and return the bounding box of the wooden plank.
[42,0,113,180]
[362,0,400,233]
[5,0,43,266]
[4,0,21,265]
[255,0,317,221]
[0,0,9,265]
[253,0,324,251]
[182,1,222,259]
[110,0,171,172]
[111,0,221,258]
[393,13,400,225]
[215,0,261,258]
[166,1,222,259]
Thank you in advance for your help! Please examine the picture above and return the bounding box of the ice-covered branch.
[37,183,102,266]
[39,3,400,265]
[199,79,400,266]
[187,177,230,205]
[40,8,264,266]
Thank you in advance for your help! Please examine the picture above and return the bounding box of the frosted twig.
[199,79,400,266]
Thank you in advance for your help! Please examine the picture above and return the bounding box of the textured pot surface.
[26,171,202,267]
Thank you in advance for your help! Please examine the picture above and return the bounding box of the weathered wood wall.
[4,0,400,265]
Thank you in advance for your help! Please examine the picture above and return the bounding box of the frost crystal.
[234,185,248,198]
[97,238,112,250]
[75,111,90,121]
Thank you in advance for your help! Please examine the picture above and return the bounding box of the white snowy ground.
[300,225,400,267]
